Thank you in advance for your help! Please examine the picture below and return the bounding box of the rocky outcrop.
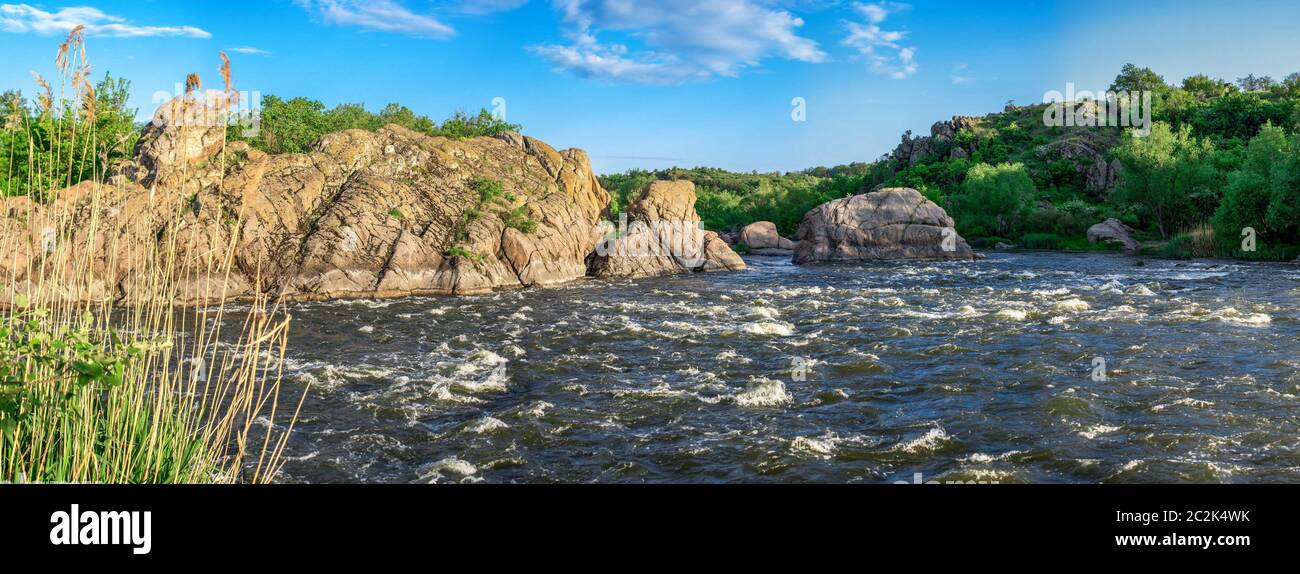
[129,95,230,191]
[891,116,980,167]
[794,187,977,264]
[1,96,656,303]
[1087,218,1140,253]
[588,181,745,278]
[738,221,797,256]
[889,107,1124,196]
[1036,137,1122,196]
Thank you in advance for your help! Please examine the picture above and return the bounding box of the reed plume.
[30,72,52,114]
[79,77,96,123]
[185,73,202,96]
[218,51,239,107]
[3,93,20,131]
[55,25,85,73]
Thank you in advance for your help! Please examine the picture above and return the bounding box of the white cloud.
[295,0,456,38]
[841,1,916,79]
[230,46,272,56]
[950,62,973,85]
[532,0,826,85]
[453,0,530,15]
[859,3,888,23]
[0,4,210,38]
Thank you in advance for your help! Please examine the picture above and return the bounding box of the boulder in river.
[738,221,797,256]
[1087,218,1140,254]
[588,181,745,278]
[793,187,976,264]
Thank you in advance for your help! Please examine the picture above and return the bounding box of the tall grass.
[0,30,304,484]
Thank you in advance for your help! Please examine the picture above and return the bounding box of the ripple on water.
[265,252,1300,484]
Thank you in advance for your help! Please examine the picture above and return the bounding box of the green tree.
[245,95,330,154]
[1112,123,1222,238]
[377,103,438,134]
[1212,124,1300,253]
[1237,74,1276,92]
[1188,91,1297,143]
[1,72,137,198]
[1110,64,1170,97]
[948,162,1035,238]
[1181,74,1232,100]
[437,109,520,140]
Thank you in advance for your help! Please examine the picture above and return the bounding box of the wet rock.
[738,221,796,253]
[1087,218,1140,254]
[589,180,745,278]
[793,187,977,264]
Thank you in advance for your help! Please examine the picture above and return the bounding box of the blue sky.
[3,0,1299,174]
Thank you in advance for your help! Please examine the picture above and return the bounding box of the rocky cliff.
[1,96,743,304]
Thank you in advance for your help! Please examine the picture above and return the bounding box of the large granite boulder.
[588,181,745,278]
[1087,218,1139,253]
[2,113,613,303]
[793,187,976,264]
[738,221,797,255]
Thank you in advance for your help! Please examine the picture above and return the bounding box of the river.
[265,252,1299,483]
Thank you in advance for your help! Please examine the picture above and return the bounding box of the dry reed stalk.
[0,36,306,484]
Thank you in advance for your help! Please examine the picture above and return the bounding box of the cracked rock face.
[132,95,230,191]
[588,180,746,279]
[793,187,976,264]
[2,119,614,303]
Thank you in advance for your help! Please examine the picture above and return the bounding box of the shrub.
[948,162,1035,238]
[438,109,521,140]
[1,73,138,199]
[1211,124,1300,257]
[1111,122,1223,238]
[232,98,522,155]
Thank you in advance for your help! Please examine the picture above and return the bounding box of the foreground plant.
[0,29,304,484]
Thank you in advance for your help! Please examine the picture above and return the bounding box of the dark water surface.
[266,253,1299,483]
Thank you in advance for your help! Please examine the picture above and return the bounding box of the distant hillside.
[602,65,1300,260]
